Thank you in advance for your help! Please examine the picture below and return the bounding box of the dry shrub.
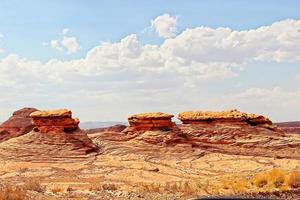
[231,180,250,194]
[66,186,75,192]
[23,179,44,193]
[252,173,269,188]
[212,169,300,196]
[0,184,27,200]
[138,181,199,195]
[267,168,286,188]
[89,183,118,191]
[287,171,300,188]
[252,168,286,188]
[51,185,64,193]
[102,183,117,191]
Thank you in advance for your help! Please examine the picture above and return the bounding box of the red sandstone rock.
[125,112,175,132]
[0,108,98,161]
[30,109,80,133]
[0,107,37,142]
[178,109,272,126]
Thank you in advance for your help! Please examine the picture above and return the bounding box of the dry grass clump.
[220,168,300,195]
[0,184,27,200]
[0,180,44,200]
[286,171,300,188]
[0,179,45,200]
[89,183,118,191]
[51,185,64,193]
[252,168,286,188]
[252,169,290,189]
[23,179,44,193]
[137,181,200,195]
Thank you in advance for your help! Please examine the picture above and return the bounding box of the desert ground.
[0,108,300,200]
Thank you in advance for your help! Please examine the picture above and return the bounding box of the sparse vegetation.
[89,183,118,191]
[23,179,44,193]
[0,184,27,200]
[287,171,300,188]
[0,180,44,200]
[220,168,300,195]
[51,185,64,193]
[137,181,200,195]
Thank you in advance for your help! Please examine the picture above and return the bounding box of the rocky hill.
[0,109,97,162]
[0,107,37,142]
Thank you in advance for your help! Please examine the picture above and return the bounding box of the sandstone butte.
[125,112,175,132]
[0,108,98,162]
[30,109,80,133]
[178,109,272,126]
[0,107,38,142]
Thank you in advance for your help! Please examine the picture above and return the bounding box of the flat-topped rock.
[30,109,72,118]
[0,107,38,142]
[125,112,175,132]
[178,109,272,125]
[30,109,79,133]
[0,108,98,161]
[129,112,174,120]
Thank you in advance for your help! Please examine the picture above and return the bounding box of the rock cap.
[178,109,263,121]
[128,112,174,120]
[30,109,72,118]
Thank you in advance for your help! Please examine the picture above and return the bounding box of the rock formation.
[125,112,175,132]
[178,109,272,126]
[0,108,97,162]
[0,107,37,142]
[30,109,80,133]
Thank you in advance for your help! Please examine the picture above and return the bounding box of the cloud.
[61,35,79,54]
[62,28,70,35]
[44,28,79,54]
[151,13,178,38]
[1,19,300,121]
[223,87,300,121]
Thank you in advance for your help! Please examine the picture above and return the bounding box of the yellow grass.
[137,181,200,195]
[220,168,300,195]
[287,171,300,188]
[51,185,64,193]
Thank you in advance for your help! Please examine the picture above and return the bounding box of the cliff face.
[125,112,175,132]
[0,107,37,142]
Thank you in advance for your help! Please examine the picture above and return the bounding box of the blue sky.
[1,0,300,60]
[0,1,300,122]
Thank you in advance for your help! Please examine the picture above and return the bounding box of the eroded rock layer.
[0,107,37,142]
[30,109,80,133]
[125,112,175,132]
[0,130,98,162]
[0,108,98,161]
[178,109,272,126]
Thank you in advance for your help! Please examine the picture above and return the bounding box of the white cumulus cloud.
[44,28,79,54]
[1,19,300,121]
[224,87,300,122]
[151,13,178,38]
